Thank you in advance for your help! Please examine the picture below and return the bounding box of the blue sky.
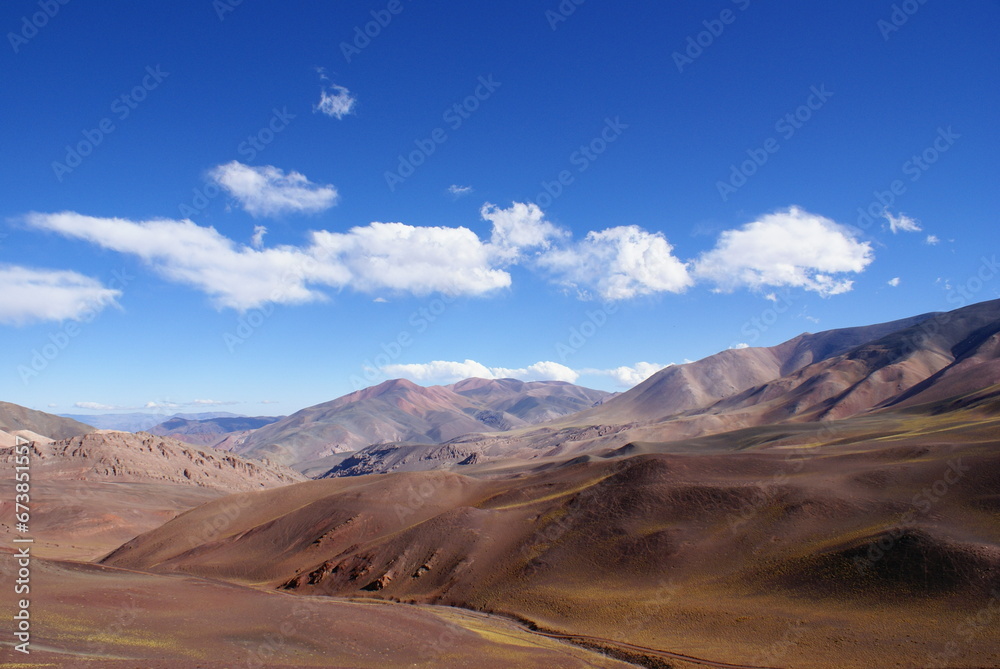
[2,0,998,417]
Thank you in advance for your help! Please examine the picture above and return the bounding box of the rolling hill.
[234,378,609,471]
[0,401,93,440]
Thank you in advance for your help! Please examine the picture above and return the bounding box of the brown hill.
[235,378,609,470]
[366,299,1000,474]
[566,311,935,425]
[0,401,93,440]
[2,431,304,492]
[101,401,1000,668]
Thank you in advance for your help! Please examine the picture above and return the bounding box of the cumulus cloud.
[693,206,873,297]
[314,83,357,119]
[539,226,692,300]
[888,277,901,287]
[731,343,750,349]
[25,211,510,310]
[483,201,567,263]
[21,203,876,315]
[209,162,338,218]
[0,264,120,325]
[311,222,511,295]
[925,234,940,245]
[448,185,473,197]
[884,211,922,234]
[380,359,580,385]
[380,359,670,388]
[584,362,670,387]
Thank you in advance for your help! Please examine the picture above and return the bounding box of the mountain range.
[232,378,610,473]
[3,298,1000,667]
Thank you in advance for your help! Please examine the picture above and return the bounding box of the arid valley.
[3,300,1000,667]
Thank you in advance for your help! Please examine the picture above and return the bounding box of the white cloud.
[190,399,236,406]
[314,83,357,119]
[251,225,267,249]
[888,277,901,287]
[25,211,510,310]
[209,162,339,218]
[884,211,922,234]
[0,264,120,325]
[925,234,940,245]
[260,400,280,404]
[448,185,473,197]
[693,207,873,297]
[145,401,182,410]
[380,359,580,385]
[373,297,388,303]
[311,222,511,296]
[539,226,692,300]
[74,401,127,411]
[381,359,671,388]
[585,362,670,387]
[731,343,750,349]
[482,201,566,263]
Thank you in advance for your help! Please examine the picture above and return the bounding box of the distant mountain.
[60,411,244,432]
[571,312,935,425]
[323,299,1000,476]
[234,378,609,469]
[0,402,94,440]
[0,431,304,492]
[148,415,283,448]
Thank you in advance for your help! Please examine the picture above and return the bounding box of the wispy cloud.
[0,264,120,325]
[74,401,128,411]
[251,225,267,249]
[209,162,338,218]
[448,184,473,197]
[74,399,235,411]
[884,210,922,233]
[925,234,940,245]
[888,277,901,287]
[313,71,357,119]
